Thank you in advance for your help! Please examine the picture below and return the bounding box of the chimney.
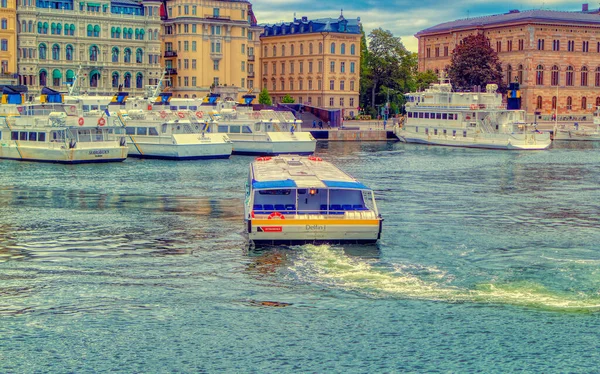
[582,3,588,11]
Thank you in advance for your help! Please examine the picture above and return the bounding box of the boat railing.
[407,103,506,110]
[252,206,377,219]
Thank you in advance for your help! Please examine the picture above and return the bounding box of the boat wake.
[289,244,600,312]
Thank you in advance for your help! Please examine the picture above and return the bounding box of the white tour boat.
[245,155,383,246]
[105,108,233,160]
[553,109,600,141]
[395,80,551,150]
[0,88,127,164]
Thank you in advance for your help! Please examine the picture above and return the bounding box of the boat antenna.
[69,65,82,96]
[149,70,167,102]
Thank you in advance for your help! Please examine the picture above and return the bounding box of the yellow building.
[160,0,262,99]
[0,0,17,84]
[260,14,361,117]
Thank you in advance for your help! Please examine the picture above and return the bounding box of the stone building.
[0,0,17,85]
[16,0,162,96]
[416,5,600,118]
[260,14,361,117]
[160,0,262,99]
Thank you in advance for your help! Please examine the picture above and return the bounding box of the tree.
[258,88,272,105]
[446,33,506,92]
[281,94,295,103]
[415,69,439,91]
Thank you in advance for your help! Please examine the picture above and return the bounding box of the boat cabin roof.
[251,155,370,190]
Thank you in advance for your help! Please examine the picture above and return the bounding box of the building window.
[536,65,544,85]
[350,81,354,91]
[536,96,542,110]
[517,65,523,85]
[330,61,335,73]
[0,39,7,51]
[339,98,344,107]
[435,47,440,57]
[281,45,285,56]
[583,41,589,53]
[192,59,196,69]
[330,42,335,54]
[350,98,354,107]
[496,41,501,53]
[553,39,560,51]
[299,62,303,74]
[213,7,220,17]
[568,40,574,52]
[291,79,295,90]
[350,44,355,55]
[281,62,285,75]
[340,80,345,90]
[507,40,512,51]
[272,79,276,90]
[214,61,219,70]
[566,66,574,86]
[426,48,431,58]
[507,65,512,83]
[566,96,572,110]
[581,67,588,86]
[290,44,295,55]
[551,65,559,86]
[340,62,345,73]
[518,39,524,50]
[582,96,587,110]
[537,39,544,50]
[330,80,334,90]
[552,96,557,110]
[272,62,276,75]
[272,45,276,57]
[300,44,304,55]
[444,46,448,56]
[596,97,600,108]
[341,43,346,54]
[280,80,284,90]
[329,97,334,106]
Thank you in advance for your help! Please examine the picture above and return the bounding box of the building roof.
[261,15,361,37]
[418,9,600,35]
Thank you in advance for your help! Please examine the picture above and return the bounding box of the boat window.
[443,129,447,135]
[418,112,424,119]
[242,126,252,133]
[434,129,438,135]
[179,106,188,110]
[298,189,307,194]
[218,125,228,133]
[91,105,99,111]
[436,113,442,119]
[20,132,27,140]
[453,130,456,137]
[93,129,104,142]
[442,113,447,120]
[137,127,147,136]
[148,127,159,136]
[100,105,108,111]
[425,128,429,135]
[254,124,261,131]
[424,113,430,119]
[189,106,198,111]
[162,124,168,133]
[463,130,467,137]
[408,112,412,118]
[170,106,177,111]
[78,129,91,142]
[11,131,17,140]
[83,105,90,112]
[38,132,46,142]
[125,127,135,135]
[230,125,240,133]
[29,132,37,141]
[415,126,418,133]
[258,189,291,195]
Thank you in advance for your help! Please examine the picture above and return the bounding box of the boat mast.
[68,66,83,96]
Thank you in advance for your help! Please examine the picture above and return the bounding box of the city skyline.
[252,0,591,52]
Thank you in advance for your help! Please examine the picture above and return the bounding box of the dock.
[302,121,398,141]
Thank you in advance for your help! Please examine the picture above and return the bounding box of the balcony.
[204,14,231,20]
[248,72,255,78]
[164,50,177,58]
[248,55,255,61]
[165,68,177,75]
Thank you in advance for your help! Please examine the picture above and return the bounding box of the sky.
[251,0,589,52]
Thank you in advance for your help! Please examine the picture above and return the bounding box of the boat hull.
[126,134,233,159]
[553,131,600,141]
[396,129,551,150]
[0,142,128,163]
[230,132,316,155]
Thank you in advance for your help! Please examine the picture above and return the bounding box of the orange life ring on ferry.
[160,110,167,119]
[253,112,260,119]
[268,212,285,220]
[308,156,322,161]
[69,105,77,113]
[196,111,204,119]
[177,111,185,119]
[470,104,477,110]
[78,117,84,126]
[97,117,106,127]
[255,156,272,161]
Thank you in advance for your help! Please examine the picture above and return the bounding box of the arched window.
[318,42,322,54]
[551,65,559,86]
[566,66,574,86]
[89,45,99,61]
[536,96,542,110]
[135,48,143,64]
[506,65,512,83]
[124,48,131,63]
[1,18,7,29]
[42,22,48,34]
[39,43,47,59]
[66,45,73,61]
[52,69,61,86]
[136,73,143,89]
[341,43,346,54]
[536,65,544,85]
[52,44,60,60]
[90,70,100,87]
[582,96,587,110]
[566,96,572,110]
[147,28,152,40]
[39,70,47,86]
[350,44,356,55]
[124,72,131,88]
[330,42,335,54]
[37,21,42,33]
[0,39,6,51]
[300,43,303,55]
[290,44,294,56]
[281,45,285,56]
[596,67,600,87]
[112,47,119,63]
[93,25,100,37]
[552,96,557,110]
[66,70,75,84]
[517,64,523,85]
[20,20,25,32]
[309,43,313,54]
[87,24,93,37]
[263,46,267,57]
[50,22,56,34]
[581,66,588,86]
[56,23,61,35]
[112,72,119,88]
[272,45,276,57]
[154,30,158,40]
[28,20,32,33]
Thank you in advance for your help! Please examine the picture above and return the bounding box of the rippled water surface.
[2,141,600,372]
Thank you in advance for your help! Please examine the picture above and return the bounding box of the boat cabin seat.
[342,204,352,211]
[253,204,263,211]
[320,204,328,213]
[263,204,274,212]
[285,204,296,212]
[274,204,286,212]
[352,204,367,210]
[330,204,344,214]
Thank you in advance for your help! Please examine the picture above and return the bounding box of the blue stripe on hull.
[0,157,127,164]
[127,154,231,160]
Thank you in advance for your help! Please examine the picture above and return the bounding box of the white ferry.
[553,109,600,141]
[105,109,232,160]
[244,155,383,246]
[395,80,551,150]
[0,90,127,164]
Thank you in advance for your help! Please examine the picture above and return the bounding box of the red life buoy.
[160,110,167,119]
[253,112,260,119]
[97,117,106,127]
[308,156,322,161]
[470,104,477,110]
[147,104,153,111]
[196,111,203,119]
[69,105,77,113]
[255,156,272,161]
[177,111,185,119]
[78,117,84,126]
[268,212,285,220]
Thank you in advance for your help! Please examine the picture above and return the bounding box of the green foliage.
[258,88,272,105]
[415,69,439,91]
[281,94,295,103]
[447,33,506,92]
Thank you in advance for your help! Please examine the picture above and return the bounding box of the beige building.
[0,0,17,84]
[160,0,262,99]
[16,0,162,96]
[260,14,361,117]
[417,6,600,118]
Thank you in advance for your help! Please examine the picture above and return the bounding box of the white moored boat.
[245,155,383,246]
[553,109,600,141]
[395,79,551,150]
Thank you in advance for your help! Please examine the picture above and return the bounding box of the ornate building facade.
[0,0,17,84]
[260,14,361,117]
[16,0,162,96]
[416,6,600,118]
[160,0,262,98]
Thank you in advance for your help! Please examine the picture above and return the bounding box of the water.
[1,141,600,372]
